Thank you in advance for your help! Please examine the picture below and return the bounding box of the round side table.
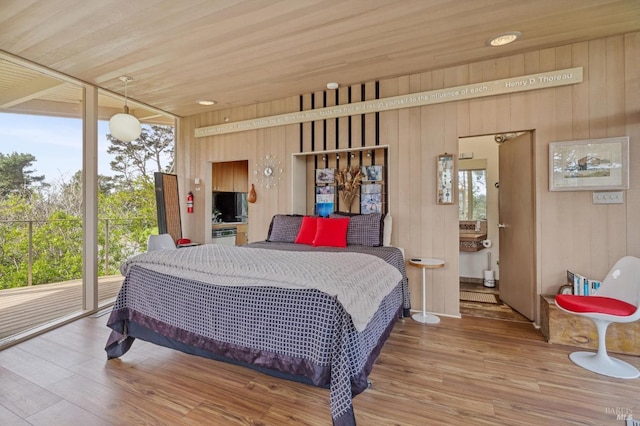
[409,257,445,324]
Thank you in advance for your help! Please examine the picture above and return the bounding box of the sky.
[0,112,116,183]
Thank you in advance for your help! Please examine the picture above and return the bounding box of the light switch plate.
[592,191,624,204]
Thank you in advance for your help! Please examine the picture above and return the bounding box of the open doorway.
[457,133,534,322]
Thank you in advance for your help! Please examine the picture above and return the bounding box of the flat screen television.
[212,191,248,223]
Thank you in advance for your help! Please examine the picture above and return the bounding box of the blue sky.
[0,113,116,182]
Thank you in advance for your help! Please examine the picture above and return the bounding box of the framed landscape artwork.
[549,136,629,191]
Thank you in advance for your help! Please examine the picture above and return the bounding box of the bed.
[105,213,410,425]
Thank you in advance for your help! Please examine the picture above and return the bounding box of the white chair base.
[412,313,440,324]
[569,351,640,379]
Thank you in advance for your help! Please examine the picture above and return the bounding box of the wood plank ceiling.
[0,0,639,119]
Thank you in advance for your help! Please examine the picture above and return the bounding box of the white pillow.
[383,213,392,246]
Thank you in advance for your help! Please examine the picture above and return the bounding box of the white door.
[498,132,536,320]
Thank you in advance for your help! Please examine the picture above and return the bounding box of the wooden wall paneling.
[606,36,626,136]
[379,78,399,243]
[395,75,412,269]
[523,50,541,131]
[625,33,640,256]
[254,104,268,235]
[456,64,471,137]
[247,109,260,242]
[325,89,337,152]
[588,38,614,276]
[285,96,300,216]
[337,87,350,151]
[262,103,278,231]
[399,75,422,274]
[350,84,363,153]
[408,73,423,282]
[569,42,593,277]
[537,48,563,296]
[604,36,628,269]
[180,34,640,322]
[537,47,561,295]
[313,90,325,153]
[443,66,461,316]
[468,62,485,136]
[301,94,313,154]
[273,125,287,220]
[541,45,575,294]
[481,60,498,136]
[589,39,608,140]
[494,57,512,132]
[364,82,377,148]
[416,71,432,270]
[426,68,450,314]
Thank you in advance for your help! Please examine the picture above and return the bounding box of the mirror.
[458,159,487,220]
[436,153,455,204]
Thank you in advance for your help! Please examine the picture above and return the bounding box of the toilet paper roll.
[482,239,492,248]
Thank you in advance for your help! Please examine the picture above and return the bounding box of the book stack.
[566,270,601,296]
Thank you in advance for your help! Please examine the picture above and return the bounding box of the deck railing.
[0,217,155,289]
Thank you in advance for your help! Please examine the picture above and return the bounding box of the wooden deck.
[0,276,124,341]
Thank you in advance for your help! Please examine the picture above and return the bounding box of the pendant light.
[109,76,142,142]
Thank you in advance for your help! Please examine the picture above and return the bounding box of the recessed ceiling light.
[197,100,216,106]
[326,82,339,90]
[487,31,522,47]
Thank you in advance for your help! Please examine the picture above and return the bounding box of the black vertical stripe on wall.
[310,93,315,153]
[361,85,366,147]
[348,86,352,149]
[335,88,339,151]
[375,81,380,146]
[384,148,388,214]
[299,95,304,153]
[322,91,327,151]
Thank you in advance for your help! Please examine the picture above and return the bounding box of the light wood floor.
[1,313,638,425]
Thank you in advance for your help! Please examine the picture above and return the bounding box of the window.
[458,160,487,220]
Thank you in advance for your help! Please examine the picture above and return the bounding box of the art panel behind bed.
[105,243,408,425]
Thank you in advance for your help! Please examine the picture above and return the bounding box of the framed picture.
[315,168,335,184]
[436,153,455,205]
[362,165,383,182]
[549,136,629,191]
[361,193,382,214]
[361,183,382,194]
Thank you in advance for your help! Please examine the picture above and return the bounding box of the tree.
[0,152,46,197]
[106,125,174,185]
[0,122,175,289]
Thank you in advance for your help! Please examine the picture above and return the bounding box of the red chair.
[555,256,640,379]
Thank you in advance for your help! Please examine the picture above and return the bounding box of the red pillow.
[295,216,317,245]
[313,217,350,247]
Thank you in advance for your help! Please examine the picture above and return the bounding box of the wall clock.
[254,154,283,189]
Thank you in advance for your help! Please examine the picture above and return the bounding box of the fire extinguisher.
[187,191,194,214]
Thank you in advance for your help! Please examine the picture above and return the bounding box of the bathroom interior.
[458,134,528,322]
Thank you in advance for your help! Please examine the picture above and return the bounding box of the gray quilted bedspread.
[120,243,401,331]
[106,243,408,425]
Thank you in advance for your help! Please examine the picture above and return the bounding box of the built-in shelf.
[292,145,389,215]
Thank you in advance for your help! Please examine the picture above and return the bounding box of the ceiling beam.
[0,75,66,108]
